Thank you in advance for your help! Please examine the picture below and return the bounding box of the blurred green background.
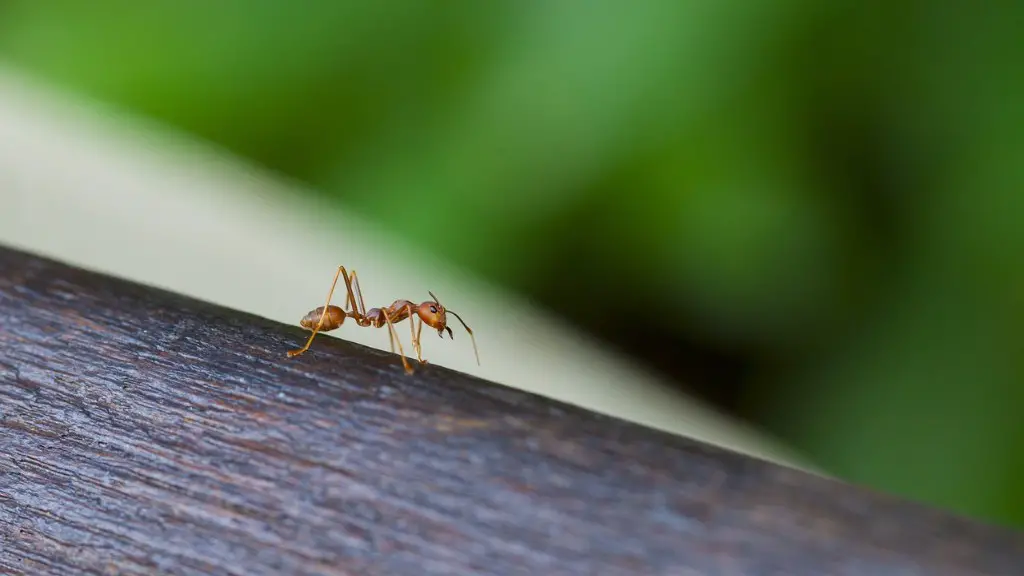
[2,1,1021,526]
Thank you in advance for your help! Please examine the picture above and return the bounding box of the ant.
[286,266,479,374]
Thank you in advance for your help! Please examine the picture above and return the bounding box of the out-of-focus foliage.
[2,1,1021,526]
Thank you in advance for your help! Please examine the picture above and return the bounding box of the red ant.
[286,266,479,374]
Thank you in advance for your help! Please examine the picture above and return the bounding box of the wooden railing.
[1,245,1021,575]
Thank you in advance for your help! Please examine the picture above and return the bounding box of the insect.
[286,266,479,374]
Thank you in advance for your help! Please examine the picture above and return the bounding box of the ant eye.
[429,305,438,314]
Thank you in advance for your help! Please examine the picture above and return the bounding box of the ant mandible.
[286,266,479,374]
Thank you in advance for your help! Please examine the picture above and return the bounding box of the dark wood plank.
[0,244,1021,575]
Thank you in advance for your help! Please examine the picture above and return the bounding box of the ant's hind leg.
[347,269,369,317]
[287,265,357,358]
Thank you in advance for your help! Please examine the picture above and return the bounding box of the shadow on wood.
[0,244,1021,575]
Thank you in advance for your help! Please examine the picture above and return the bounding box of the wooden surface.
[0,245,1021,576]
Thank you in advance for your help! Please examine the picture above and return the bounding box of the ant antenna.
[447,310,480,366]
[428,291,480,366]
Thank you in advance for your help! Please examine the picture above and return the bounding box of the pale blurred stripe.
[0,65,812,470]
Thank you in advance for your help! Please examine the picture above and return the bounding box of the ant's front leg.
[411,312,427,365]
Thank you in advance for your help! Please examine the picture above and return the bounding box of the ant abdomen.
[299,305,346,332]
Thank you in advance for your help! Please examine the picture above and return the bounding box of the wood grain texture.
[0,245,1021,576]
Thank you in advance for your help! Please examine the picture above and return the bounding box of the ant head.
[418,291,453,338]
[418,290,480,365]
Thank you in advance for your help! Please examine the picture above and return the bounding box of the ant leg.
[416,317,427,364]
[287,265,358,358]
[387,320,397,354]
[406,305,427,364]
[330,265,361,315]
[381,309,413,374]
[348,269,368,317]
